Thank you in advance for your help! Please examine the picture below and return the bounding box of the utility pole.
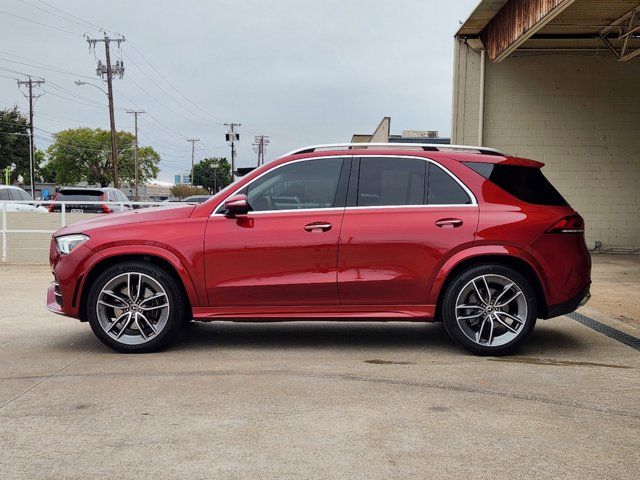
[126,110,144,201]
[253,135,270,166]
[224,123,240,180]
[17,76,45,198]
[186,139,200,185]
[86,33,125,188]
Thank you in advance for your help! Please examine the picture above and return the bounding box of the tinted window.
[0,190,9,200]
[427,164,472,205]
[8,189,21,201]
[357,157,425,206]
[246,158,343,211]
[464,162,568,206]
[19,190,32,200]
[58,190,103,201]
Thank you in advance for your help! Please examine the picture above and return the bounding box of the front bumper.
[47,238,95,319]
[46,282,66,315]
[545,286,591,319]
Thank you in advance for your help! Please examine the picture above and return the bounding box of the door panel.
[338,207,478,305]
[204,210,344,306]
[337,156,478,305]
[203,156,349,307]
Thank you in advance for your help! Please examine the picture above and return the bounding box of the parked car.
[47,143,591,355]
[182,195,213,203]
[48,187,132,214]
[0,185,48,212]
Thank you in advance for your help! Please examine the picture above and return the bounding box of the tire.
[441,264,537,356]
[86,261,186,353]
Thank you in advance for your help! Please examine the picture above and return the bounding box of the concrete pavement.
[0,265,638,479]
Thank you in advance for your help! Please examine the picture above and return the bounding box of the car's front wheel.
[86,261,186,353]
[441,264,537,355]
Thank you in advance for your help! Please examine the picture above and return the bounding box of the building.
[351,117,451,145]
[452,0,640,250]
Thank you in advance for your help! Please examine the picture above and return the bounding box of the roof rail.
[282,142,508,158]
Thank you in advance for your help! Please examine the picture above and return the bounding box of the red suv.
[47,143,591,355]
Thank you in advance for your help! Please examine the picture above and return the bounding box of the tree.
[0,107,33,183]
[45,127,160,187]
[192,157,232,194]
[170,184,208,200]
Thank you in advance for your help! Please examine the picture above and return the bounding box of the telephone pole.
[253,135,270,166]
[86,33,125,188]
[17,77,45,198]
[186,138,200,185]
[224,123,240,180]
[126,110,144,201]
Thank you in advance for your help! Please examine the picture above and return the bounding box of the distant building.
[351,117,450,145]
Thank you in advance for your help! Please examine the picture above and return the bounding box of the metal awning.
[457,0,640,62]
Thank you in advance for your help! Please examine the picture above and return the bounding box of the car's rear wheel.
[87,261,186,353]
[441,265,537,355]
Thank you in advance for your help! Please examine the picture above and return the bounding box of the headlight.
[55,234,89,255]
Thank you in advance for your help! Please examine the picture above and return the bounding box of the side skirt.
[192,304,436,321]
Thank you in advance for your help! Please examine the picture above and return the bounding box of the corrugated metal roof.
[457,0,640,57]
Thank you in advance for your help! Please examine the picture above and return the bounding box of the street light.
[74,80,108,95]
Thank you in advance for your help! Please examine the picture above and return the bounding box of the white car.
[0,185,48,212]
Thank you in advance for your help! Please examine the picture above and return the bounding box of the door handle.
[304,222,332,232]
[435,218,463,228]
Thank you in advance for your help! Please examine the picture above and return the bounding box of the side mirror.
[224,194,249,216]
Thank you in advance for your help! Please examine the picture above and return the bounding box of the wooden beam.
[481,0,576,62]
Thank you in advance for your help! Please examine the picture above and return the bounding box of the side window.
[0,190,9,200]
[19,190,32,200]
[120,191,130,202]
[357,157,425,206]
[427,163,472,205]
[8,189,21,201]
[245,158,343,212]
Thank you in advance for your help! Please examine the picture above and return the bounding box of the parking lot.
[1,258,639,480]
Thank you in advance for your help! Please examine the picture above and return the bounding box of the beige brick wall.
[452,42,640,249]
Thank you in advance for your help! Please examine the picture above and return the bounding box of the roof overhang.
[457,0,640,62]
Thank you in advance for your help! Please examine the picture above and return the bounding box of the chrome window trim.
[211,154,477,216]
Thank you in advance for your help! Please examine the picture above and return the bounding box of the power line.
[0,54,95,80]
[126,42,225,125]
[0,8,83,36]
[17,0,98,31]
[32,0,112,33]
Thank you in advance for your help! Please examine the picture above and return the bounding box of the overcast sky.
[1,0,477,182]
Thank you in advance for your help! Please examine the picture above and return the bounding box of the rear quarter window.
[58,190,104,201]
[464,162,568,206]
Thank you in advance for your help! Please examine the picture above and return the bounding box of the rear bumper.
[545,286,591,319]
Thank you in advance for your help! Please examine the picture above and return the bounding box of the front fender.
[427,245,548,306]
[80,244,203,309]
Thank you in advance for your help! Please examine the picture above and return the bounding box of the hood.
[54,204,196,237]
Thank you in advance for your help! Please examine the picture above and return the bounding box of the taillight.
[546,215,584,234]
[101,194,112,213]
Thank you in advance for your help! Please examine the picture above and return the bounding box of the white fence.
[1,200,170,263]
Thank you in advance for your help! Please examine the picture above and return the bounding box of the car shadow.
[167,320,587,356]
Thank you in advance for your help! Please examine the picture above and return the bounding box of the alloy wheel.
[96,272,170,346]
[454,274,528,347]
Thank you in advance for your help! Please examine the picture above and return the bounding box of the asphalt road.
[1,266,638,479]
